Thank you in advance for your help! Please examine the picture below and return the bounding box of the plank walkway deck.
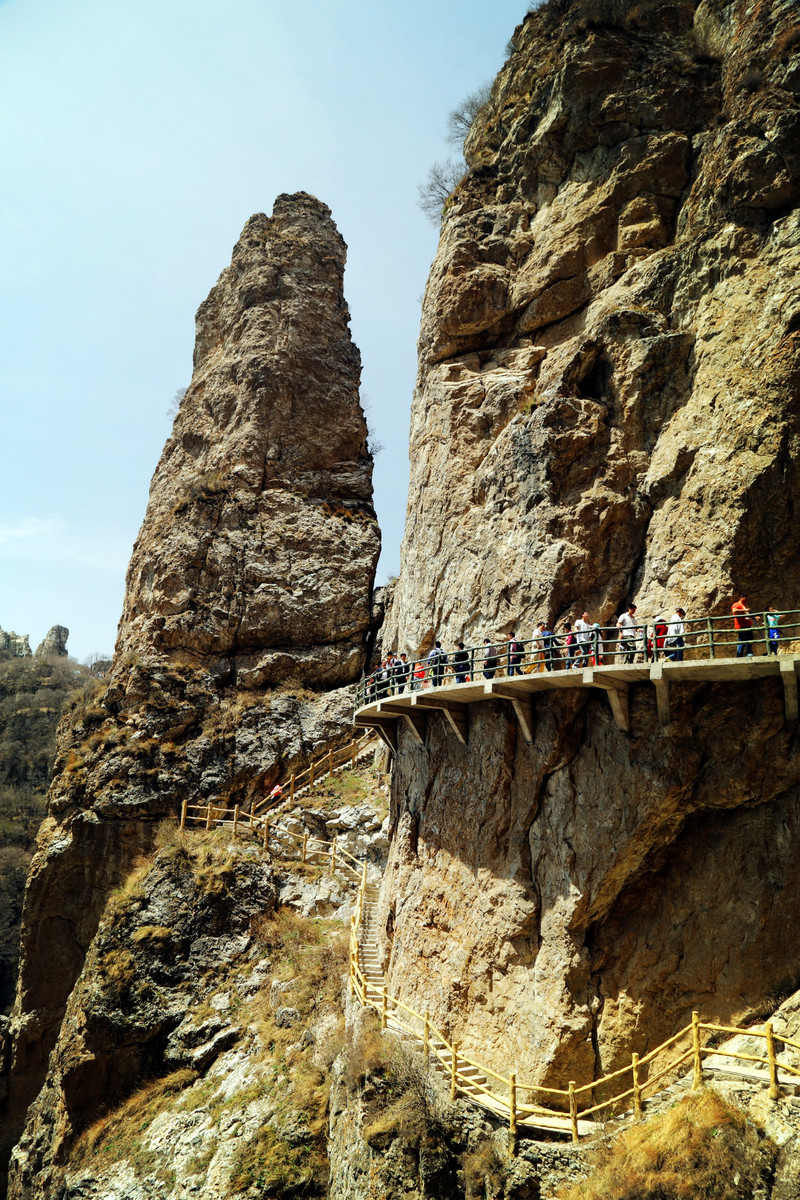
[355,654,800,748]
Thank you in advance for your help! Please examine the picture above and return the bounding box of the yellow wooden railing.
[180,731,376,833]
[346,869,800,1150]
[179,793,800,1151]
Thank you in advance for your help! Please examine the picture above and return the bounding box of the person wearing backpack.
[428,641,447,687]
[483,638,499,679]
[453,642,470,683]
[507,632,524,675]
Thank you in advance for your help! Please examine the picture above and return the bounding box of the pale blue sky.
[0,0,525,660]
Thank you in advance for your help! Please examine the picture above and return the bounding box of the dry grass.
[558,1091,774,1200]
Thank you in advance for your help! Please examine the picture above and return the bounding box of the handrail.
[356,608,800,711]
[348,866,800,1148]
[253,731,375,817]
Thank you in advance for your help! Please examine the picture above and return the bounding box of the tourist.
[574,610,593,667]
[767,606,780,655]
[665,608,686,661]
[453,642,470,683]
[617,603,639,664]
[507,631,524,676]
[395,653,411,692]
[376,659,391,698]
[562,622,577,668]
[732,595,754,657]
[411,659,426,691]
[428,641,447,687]
[592,623,604,666]
[483,638,499,679]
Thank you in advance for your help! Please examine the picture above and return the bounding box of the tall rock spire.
[119,192,380,687]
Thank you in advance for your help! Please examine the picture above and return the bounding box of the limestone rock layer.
[120,192,379,689]
[378,0,800,1090]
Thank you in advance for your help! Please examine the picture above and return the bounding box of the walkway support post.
[766,1022,780,1100]
[205,803,213,831]
[302,831,308,864]
[632,1052,642,1118]
[451,1042,458,1102]
[180,799,188,830]
[569,1081,579,1143]
[692,1011,703,1090]
[509,1073,517,1155]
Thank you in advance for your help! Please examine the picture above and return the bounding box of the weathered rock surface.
[1,193,380,1187]
[0,635,30,661]
[386,0,800,650]
[119,192,379,690]
[378,0,800,1098]
[34,627,68,659]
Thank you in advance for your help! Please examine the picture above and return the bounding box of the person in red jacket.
[732,595,754,657]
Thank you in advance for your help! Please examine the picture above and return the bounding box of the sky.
[0,0,526,662]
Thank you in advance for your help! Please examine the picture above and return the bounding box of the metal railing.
[356,609,800,710]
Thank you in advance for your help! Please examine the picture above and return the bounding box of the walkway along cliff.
[377,0,800,1102]
[0,193,380,1185]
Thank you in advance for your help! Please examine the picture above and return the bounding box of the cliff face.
[379,0,800,1090]
[1,194,379,1180]
[386,0,800,650]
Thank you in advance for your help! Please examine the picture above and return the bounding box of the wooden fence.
[347,870,800,1149]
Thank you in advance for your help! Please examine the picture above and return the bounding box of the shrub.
[558,1090,774,1200]
[417,159,467,225]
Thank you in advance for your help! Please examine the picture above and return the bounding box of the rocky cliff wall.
[1,193,379,1184]
[378,0,800,1092]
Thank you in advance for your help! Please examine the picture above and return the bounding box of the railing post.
[351,741,356,768]
[381,985,388,1029]
[692,1011,703,1090]
[423,1012,430,1058]
[450,1041,458,1101]
[263,821,270,853]
[766,1022,780,1100]
[762,612,770,655]
[290,773,295,803]
[180,798,188,830]
[632,1052,642,1118]
[568,1080,579,1143]
[310,760,315,788]
[509,1073,517,1155]
[330,842,336,875]
[707,617,715,659]
[329,748,334,777]
[302,830,308,863]
[233,805,240,837]
[249,804,254,829]
[205,803,212,831]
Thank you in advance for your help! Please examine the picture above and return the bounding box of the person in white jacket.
[665,607,686,661]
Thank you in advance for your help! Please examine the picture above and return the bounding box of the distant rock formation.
[0,631,30,658]
[379,0,800,1093]
[34,627,68,658]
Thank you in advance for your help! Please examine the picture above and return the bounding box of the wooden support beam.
[781,658,798,722]
[583,668,630,732]
[485,683,535,744]
[412,695,468,745]
[649,662,670,729]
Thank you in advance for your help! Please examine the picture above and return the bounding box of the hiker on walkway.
[665,608,686,661]
[428,641,447,687]
[732,595,754,657]
[592,623,604,666]
[574,611,593,667]
[268,782,283,806]
[539,621,556,671]
[411,659,425,691]
[395,653,411,692]
[453,642,470,683]
[562,622,578,668]
[483,638,499,679]
[617,603,639,664]
[507,632,524,676]
[767,606,780,655]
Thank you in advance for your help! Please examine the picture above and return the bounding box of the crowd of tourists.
[365,596,784,699]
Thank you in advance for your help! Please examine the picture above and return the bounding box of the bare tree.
[417,158,467,225]
[167,386,187,420]
[446,82,492,149]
